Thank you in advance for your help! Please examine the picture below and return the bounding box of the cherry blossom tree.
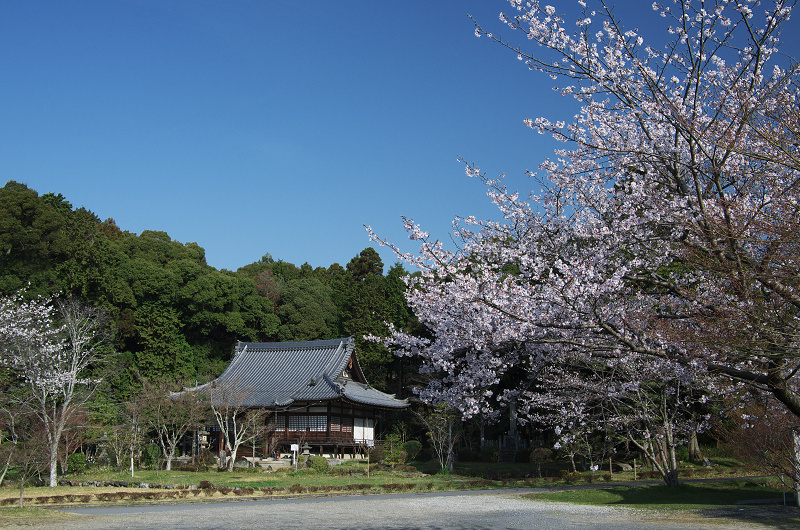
[0,294,110,486]
[369,0,798,486]
[524,351,714,484]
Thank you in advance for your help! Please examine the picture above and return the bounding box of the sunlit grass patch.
[0,506,88,525]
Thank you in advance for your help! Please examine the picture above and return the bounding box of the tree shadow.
[602,484,800,529]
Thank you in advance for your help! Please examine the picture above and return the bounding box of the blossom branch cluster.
[370,0,799,484]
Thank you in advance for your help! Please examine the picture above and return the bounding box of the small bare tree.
[207,379,268,471]
[417,405,461,473]
[0,397,48,506]
[59,409,92,476]
[122,394,146,476]
[0,393,26,486]
[104,425,137,473]
[718,394,800,492]
[264,412,280,458]
[140,380,208,471]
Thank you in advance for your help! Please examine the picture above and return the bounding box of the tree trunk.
[49,436,59,487]
[227,440,238,472]
[60,438,69,479]
[446,419,453,473]
[44,400,70,487]
[688,430,703,462]
[163,433,175,472]
[631,434,680,487]
[19,480,25,508]
[662,468,679,487]
[793,429,800,509]
[0,451,13,486]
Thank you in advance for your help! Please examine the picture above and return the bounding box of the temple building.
[198,337,408,460]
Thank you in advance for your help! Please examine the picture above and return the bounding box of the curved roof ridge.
[217,342,248,381]
[321,337,353,379]
[237,338,349,350]
[187,337,406,409]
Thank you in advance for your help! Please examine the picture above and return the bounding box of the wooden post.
[633,458,637,480]
[609,457,613,476]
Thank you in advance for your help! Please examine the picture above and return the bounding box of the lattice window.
[340,416,353,434]
[308,415,327,432]
[330,416,341,432]
[288,415,306,431]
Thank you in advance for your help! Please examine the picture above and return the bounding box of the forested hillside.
[0,181,419,398]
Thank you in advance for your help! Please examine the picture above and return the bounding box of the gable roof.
[196,337,407,409]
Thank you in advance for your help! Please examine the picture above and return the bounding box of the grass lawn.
[0,506,89,527]
[523,480,800,528]
[0,460,498,508]
[0,459,786,515]
[525,480,791,509]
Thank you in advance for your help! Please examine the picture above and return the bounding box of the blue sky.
[1,1,797,272]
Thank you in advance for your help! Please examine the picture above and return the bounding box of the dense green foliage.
[0,181,419,398]
[306,455,329,473]
[401,440,422,462]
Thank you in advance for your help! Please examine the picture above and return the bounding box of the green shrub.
[480,446,499,463]
[140,445,161,468]
[307,455,329,473]
[174,463,205,472]
[368,444,385,462]
[529,447,553,462]
[529,447,554,477]
[327,465,352,476]
[560,470,581,483]
[383,433,407,467]
[67,453,88,475]
[198,449,217,467]
[402,440,422,461]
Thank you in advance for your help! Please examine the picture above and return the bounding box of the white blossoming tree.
[0,294,110,487]
[370,0,799,487]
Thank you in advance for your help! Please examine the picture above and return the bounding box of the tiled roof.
[196,337,407,409]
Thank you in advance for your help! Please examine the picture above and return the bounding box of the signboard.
[290,444,299,452]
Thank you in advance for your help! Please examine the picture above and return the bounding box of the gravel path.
[20,490,796,530]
